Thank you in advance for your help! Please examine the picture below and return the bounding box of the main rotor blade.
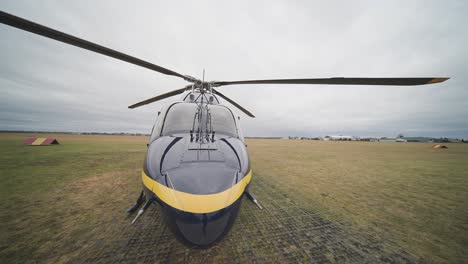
[213,89,255,118]
[213,77,449,87]
[128,86,190,109]
[0,10,194,82]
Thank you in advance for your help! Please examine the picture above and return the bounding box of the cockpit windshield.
[161,103,197,135]
[160,103,238,137]
[210,105,238,137]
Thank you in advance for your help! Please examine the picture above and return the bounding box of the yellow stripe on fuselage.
[142,170,252,214]
[31,138,46,145]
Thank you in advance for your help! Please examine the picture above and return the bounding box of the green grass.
[0,134,467,263]
[248,139,468,263]
[0,133,147,263]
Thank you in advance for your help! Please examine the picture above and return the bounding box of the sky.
[1,1,467,138]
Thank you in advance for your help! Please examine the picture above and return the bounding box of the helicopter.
[0,10,449,247]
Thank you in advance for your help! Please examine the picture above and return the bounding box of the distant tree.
[397,133,404,138]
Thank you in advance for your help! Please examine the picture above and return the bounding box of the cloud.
[1,0,467,138]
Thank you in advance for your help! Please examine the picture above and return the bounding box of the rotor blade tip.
[428,77,450,84]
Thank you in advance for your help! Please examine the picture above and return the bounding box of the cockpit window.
[161,103,198,136]
[210,105,238,137]
[160,103,238,137]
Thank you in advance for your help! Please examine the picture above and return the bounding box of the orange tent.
[23,137,60,146]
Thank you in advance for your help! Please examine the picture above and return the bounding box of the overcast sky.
[1,1,467,138]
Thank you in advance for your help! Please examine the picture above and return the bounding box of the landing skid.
[126,190,145,213]
[127,190,153,224]
[131,199,152,224]
[245,189,263,209]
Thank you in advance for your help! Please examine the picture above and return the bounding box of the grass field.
[0,133,467,263]
[249,139,468,263]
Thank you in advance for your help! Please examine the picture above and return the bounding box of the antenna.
[202,69,205,93]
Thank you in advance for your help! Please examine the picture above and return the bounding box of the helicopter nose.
[162,197,242,247]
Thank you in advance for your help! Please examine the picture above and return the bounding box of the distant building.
[322,135,357,141]
[378,137,407,142]
[404,137,433,142]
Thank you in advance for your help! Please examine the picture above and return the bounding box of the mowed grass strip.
[248,139,468,263]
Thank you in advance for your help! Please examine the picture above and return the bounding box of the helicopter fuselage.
[141,91,251,246]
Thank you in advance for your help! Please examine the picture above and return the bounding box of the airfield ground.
[0,133,467,263]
